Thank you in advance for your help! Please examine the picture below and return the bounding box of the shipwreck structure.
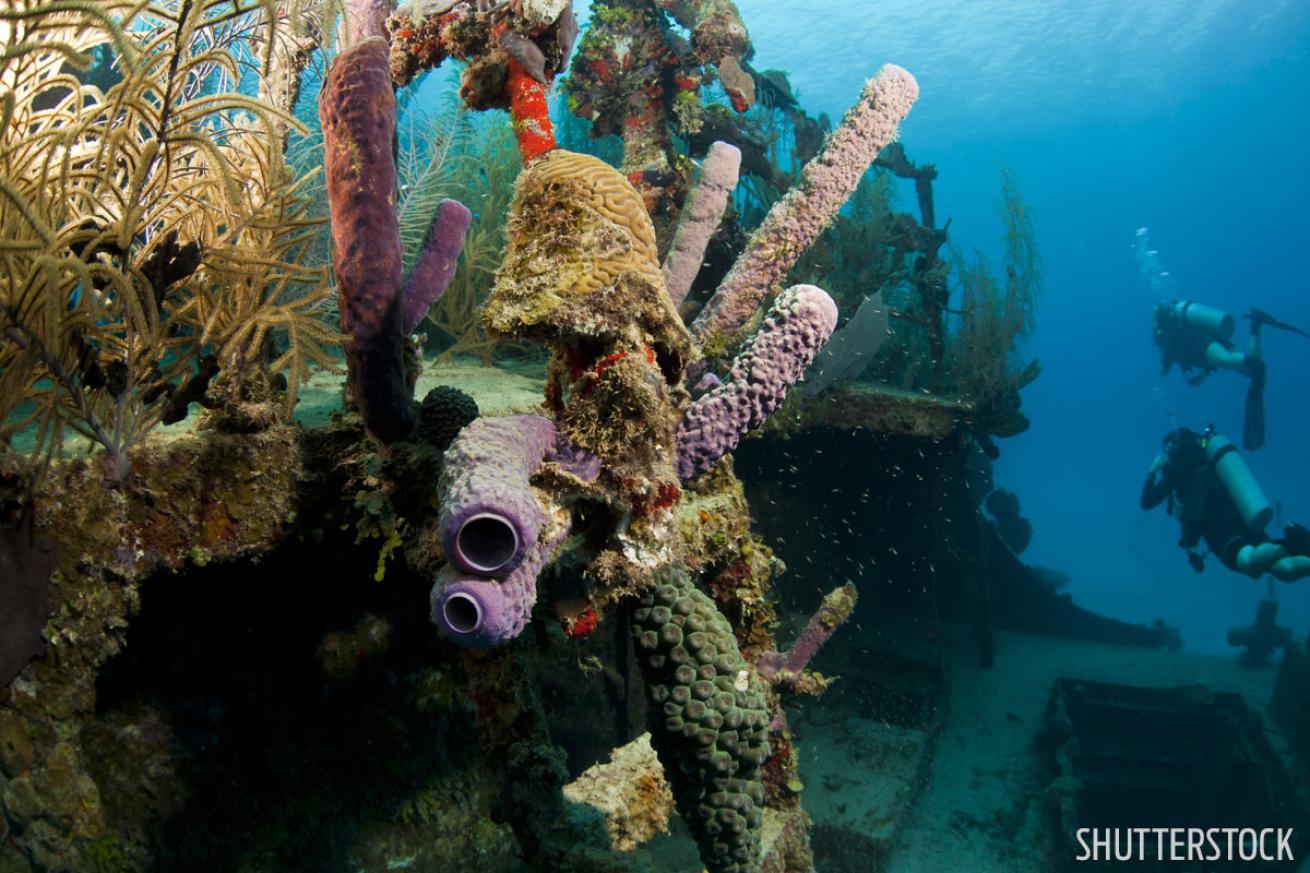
[5,4,1304,873]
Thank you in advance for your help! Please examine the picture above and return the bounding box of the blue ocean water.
[724,0,1310,653]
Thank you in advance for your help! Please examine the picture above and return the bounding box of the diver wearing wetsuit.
[1141,427,1310,582]
[1152,303,1267,382]
[1152,303,1272,448]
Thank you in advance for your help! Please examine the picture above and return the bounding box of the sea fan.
[0,0,338,476]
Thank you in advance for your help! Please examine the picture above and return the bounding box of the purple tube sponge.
[343,0,391,43]
[430,519,571,648]
[432,412,596,647]
[757,582,858,692]
[662,141,741,308]
[320,26,472,443]
[677,284,838,479]
[438,413,599,578]
[402,198,472,334]
[549,437,604,482]
[689,65,918,352]
[439,415,556,577]
[320,38,414,443]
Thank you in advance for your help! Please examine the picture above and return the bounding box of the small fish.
[500,31,548,85]
[556,0,579,66]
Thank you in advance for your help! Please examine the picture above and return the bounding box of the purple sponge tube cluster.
[320,38,414,443]
[438,415,556,578]
[676,284,839,479]
[430,520,571,648]
[320,27,471,443]
[432,414,598,646]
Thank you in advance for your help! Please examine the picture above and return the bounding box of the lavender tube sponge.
[438,413,599,577]
[439,415,556,577]
[756,582,857,688]
[677,285,838,479]
[343,0,391,44]
[431,520,571,648]
[402,198,472,334]
[662,141,741,307]
[689,65,918,352]
[320,38,414,442]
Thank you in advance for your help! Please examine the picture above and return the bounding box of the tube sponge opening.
[430,517,571,648]
[455,512,521,574]
[441,591,483,634]
[438,415,556,577]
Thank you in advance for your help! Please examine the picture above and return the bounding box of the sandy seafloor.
[621,620,1288,872]
[8,356,551,456]
[799,627,1285,873]
[294,357,550,428]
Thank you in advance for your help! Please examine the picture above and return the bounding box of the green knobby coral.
[631,566,771,873]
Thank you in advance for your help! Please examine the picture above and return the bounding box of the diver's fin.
[1280,521,1310,557]
[1246,308,1310,339]
[1244,360,1265,450]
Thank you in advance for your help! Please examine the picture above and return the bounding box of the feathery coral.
[945,164,1042,435]
[0,0,336,476]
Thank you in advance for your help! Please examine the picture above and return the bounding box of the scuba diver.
[1140,425,1310,582]
[1152,301,1309,450]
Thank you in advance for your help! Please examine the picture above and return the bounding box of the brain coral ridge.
[483,149,687,353]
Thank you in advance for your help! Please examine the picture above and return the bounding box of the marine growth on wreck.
[7,1,1307,872]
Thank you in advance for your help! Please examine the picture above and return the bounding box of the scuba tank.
[1171,301,1235,340]
[1204,432,1273,532]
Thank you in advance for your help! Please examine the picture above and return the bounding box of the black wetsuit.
[1153,306,1232,383]
[1140,438,1255,571]
[1154,306,1268,449]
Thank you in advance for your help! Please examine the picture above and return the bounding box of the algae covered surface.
[6,1,1310,872]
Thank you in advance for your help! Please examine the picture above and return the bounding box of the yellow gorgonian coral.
[0,0,338,476]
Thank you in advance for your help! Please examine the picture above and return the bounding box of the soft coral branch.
[756,582,857,694]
